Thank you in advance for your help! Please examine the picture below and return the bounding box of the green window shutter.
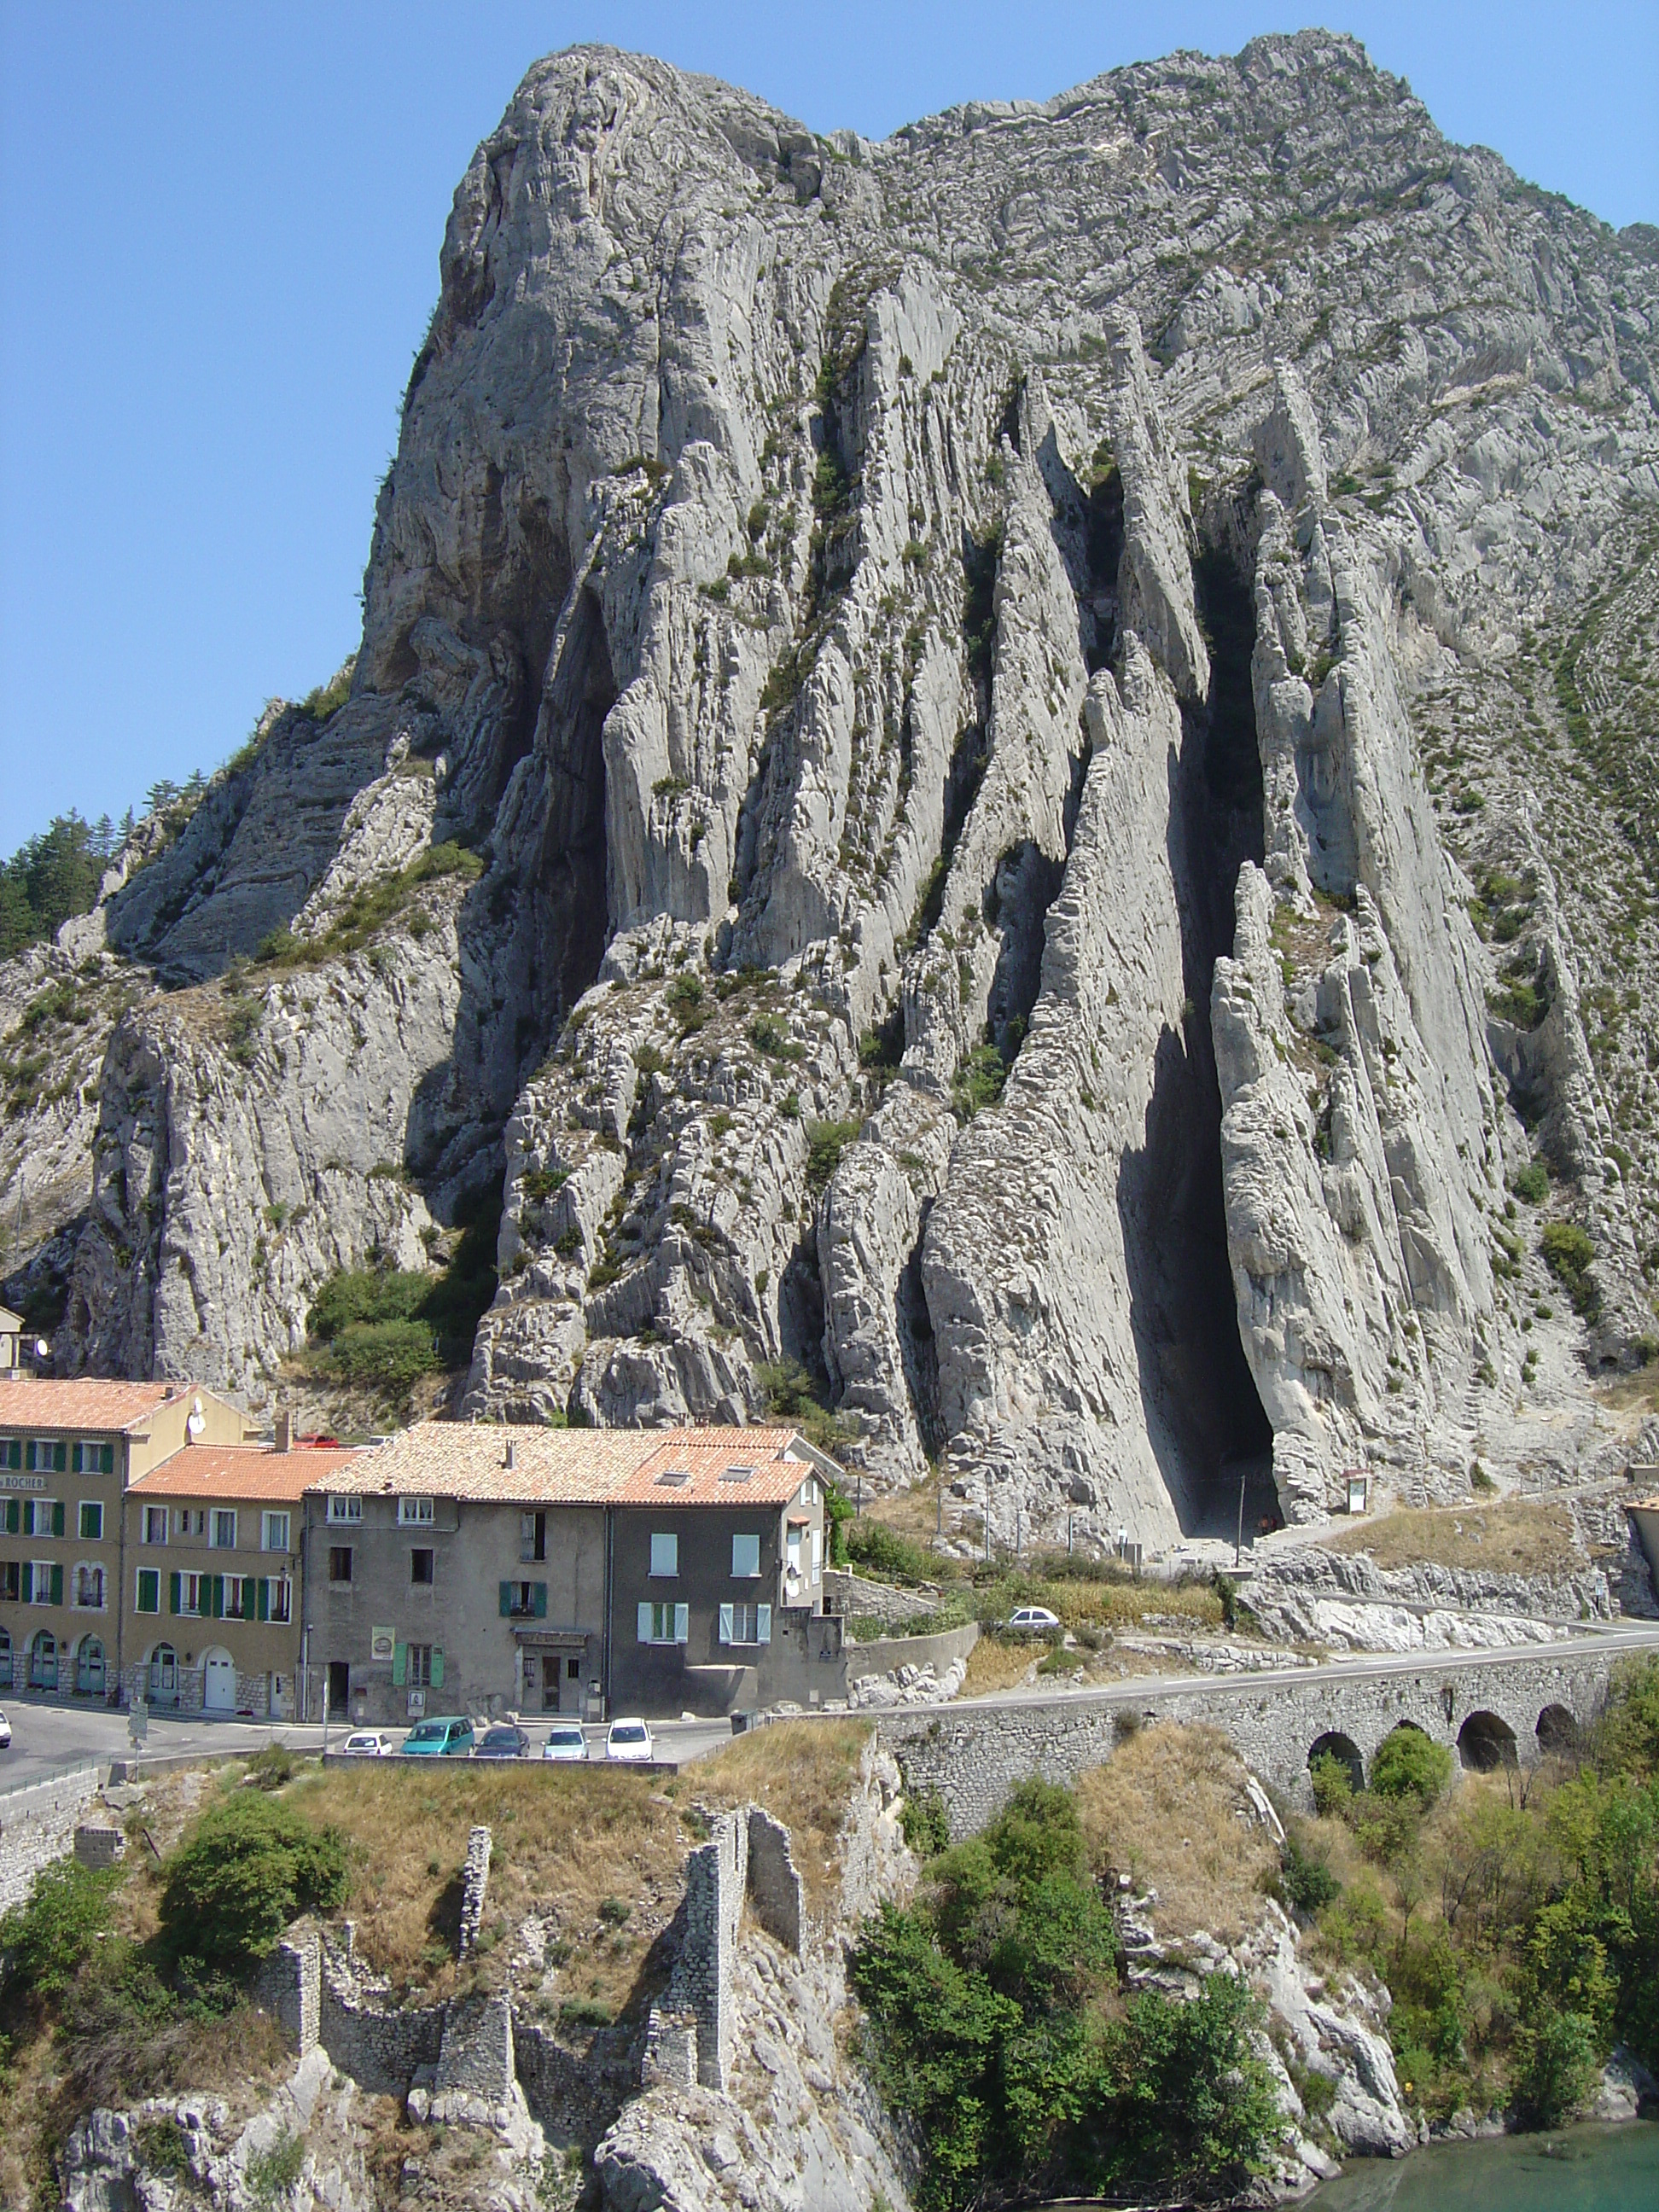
[137,1569,158,1615]
[498,1580,512,1617]
[637,1601,653,1644]
[719,1603,734,1645]
[533,1582,548,1618]
[169,1570,180,1615]
[211,1575,224,1618]
[256,1578,269,1622]
[3,1498,15,1533]
[50,1563,63,1606]
[429,1647,445,1688]
[757,1604,771,1644]
[52,1500,65,1537]
[674,1603,689,1644]
[392,1642,407,1686]
[20,1563,32,1604]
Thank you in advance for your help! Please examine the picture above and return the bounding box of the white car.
[1006,1606,1062,1634]
[605,1717,655,1762]
[0,1708,10,1749]
[542,1724,590,1762]
[339,1729,395,1756]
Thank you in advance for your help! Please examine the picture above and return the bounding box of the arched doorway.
[1536,1703,1580,1760]
[1458,1711,1518,1773]
[1308,1731,1365,1799]
[0,1626,11,1688]
[28,1631,57,1691]
[74,1636,106,1697]
[148,1643,178,1705]
[201,1646,236,1714]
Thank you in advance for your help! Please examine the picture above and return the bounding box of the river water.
[1302,2121,1659,2209]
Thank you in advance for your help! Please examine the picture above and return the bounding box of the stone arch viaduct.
[875,1631,1659,1837]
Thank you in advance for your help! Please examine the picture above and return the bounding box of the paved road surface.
[0,1697,734,1790]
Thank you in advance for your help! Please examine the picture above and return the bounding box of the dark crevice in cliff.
[1121,540,1273,1519]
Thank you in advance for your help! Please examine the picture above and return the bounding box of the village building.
[0,1377,245,1697]
[301,1423,834,1724]
[125,1418,357,1717]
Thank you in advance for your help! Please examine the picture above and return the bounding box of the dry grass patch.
[685,1719,871,1910]
[963,1636,1041,1696]
[1324,1498,1580,1575]
[287,1761,688,2021]
[1075,1723,1278,1946]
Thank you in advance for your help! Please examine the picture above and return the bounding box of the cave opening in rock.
[1121,538,1273,1527]
[539,586,616,1026]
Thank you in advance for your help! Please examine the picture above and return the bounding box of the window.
[327,1495,362,1525]
[262,1511,290,1552]
[78,1500,103,1542]
[0,1562,19,1600]
[719,1602,772,1646]
[0,1439,19,1469]
[73,1564,105,1610]
[176,1507,204,1538]
[211,1510,237,1550]
[329,1546,353,1585]
[398,1496,433,1526]
[224,1575,248,1620]
[812,1526,822,1577]
[143,1505,168,1545]
[520,1509,546,1563]
[72,1441,114,1475]
[26,1440,66,1474]
[499,1580,547,1619]
[261,1577,292,1625]
[410,1548,434,1586]
[637,1601,689,1644]
[731,1533,761,1579]
[24,1499,62,1539]
[179,1573,205,1616]
[30,1561,57,1604]
[649,1532,678,1578]
[136,1568,160,1614]
[406,1643,434,1687]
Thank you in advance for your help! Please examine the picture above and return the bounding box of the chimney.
[504,1441,517,1471]
[274,1408,292,1454]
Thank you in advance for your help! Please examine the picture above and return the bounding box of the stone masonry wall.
[0,1764,102,1912]
[878,1641,1633,1835]
[457,1824,492,1956]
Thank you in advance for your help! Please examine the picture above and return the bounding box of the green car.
[400,1715,474,1756]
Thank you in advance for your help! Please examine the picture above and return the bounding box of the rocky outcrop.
[3,32,1656,1548]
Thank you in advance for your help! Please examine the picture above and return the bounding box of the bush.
[1310,1751,1354,1819]
[1514,1161,1549,1203]
[1541,1220,1599,1318]
[899,1788,952,1859]
[952,1041,1007,1119]
[0,1859,118,2004]
[247,2130,306,2204]
[805,1118,861,1195]
[1369,1729,1452,1807]
[323,1318,441,1394]
[1280,1834,1340,1915]
[244,1744,295,1790]
[306,1268,428,1342]
[159,1795,348,1977]
[844,1517,940,1587]
[1510,2004,1601,2128]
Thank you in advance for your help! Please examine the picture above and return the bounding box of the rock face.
[4,32,1658,1544]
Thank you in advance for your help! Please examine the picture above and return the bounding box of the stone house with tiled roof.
[0,1377,244,1700]
[301,1423,835,1724]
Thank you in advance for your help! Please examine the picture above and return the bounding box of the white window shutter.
[674,1603,689,1644]
[637,1601,653,1643]
[757,1604,771,1644]
[719,1603,734,1645]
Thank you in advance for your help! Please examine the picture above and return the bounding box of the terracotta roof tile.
[320,1423,814,1506]
[0,1379,223,1436]
[128,1445,360,1502]
[612,1433,816,1507]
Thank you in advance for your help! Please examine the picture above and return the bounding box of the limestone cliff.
[4,32,1658,1545]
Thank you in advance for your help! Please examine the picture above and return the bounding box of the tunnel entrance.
[1119,538,1272,1531]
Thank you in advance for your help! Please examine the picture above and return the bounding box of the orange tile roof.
[128,1444,360,1502]
[0,1378,221,1435]
[613,1432,816,1507]
[321,1423,818,1505]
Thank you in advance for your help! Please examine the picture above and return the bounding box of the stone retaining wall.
[0,1764,103,1912]
[844,1619,979,1683]
[877,1640,1635,1835]
[824,1569,941,1626]
[457,1824,492,1956]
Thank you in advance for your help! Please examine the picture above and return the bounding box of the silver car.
[605,1717,654,1762]
[541,1723,590,1762]
[0,1707,10,1750]
[339,1729,395,1755]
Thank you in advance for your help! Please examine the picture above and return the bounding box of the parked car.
[401,1716,475,1757]
[475,1724,532,1761]
[339,1730,395,1756]
[605,1717,654,1762]
[1006,1606,1062,1634]
[0,1708,10,1749]
[542,1724,590,1762]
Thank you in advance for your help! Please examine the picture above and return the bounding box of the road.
[0,1697,735,1790]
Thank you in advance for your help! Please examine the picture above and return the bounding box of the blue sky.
[2,1,1655,857]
